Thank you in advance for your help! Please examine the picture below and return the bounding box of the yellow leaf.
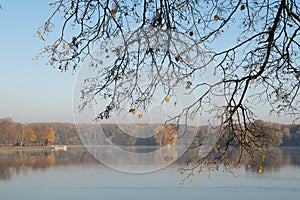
[37,31,45,41]
[257,166,263,174]
[174,101,177,107]
[146,48,150,54]
[190,173,195,179]
[224,157,229,164]
[268,26,272,32]
[62,43,67,50]
[53,43,58,49]
[165,97,170,103]
[214,15,219,21]
[115,48,120,56]
[261,154,266,161]
[199,38,203,44]
[129,108,136,114]
[111,9,117,16]
[198,169,203,174]
[179,168,185,174]
[167,143,171,150]
[185,81,192,89]
[138,114,143,119]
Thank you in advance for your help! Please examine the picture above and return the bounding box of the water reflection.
[0,147,97,181]
[0,147,300,181]
[244,148,300,174]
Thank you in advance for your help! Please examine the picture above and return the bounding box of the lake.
[1,146,300,200]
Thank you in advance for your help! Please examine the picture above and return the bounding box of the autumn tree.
[0,118,18,145]
[30,125,55,146]
[46,123,80,145]
[38,0,300,178]
[16,124,36,146]
[154,124,178,146]
[249,120,284,147]
[0,119,36,146]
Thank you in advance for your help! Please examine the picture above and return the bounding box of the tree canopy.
[0,119,55,146]
[38,0,300,178]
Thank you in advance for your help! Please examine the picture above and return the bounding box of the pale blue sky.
[0,1,75,122]
[0,1,295,124]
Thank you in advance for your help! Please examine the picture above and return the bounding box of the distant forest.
[0,118,300,147]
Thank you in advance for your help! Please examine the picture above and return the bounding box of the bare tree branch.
[39,0,300,181]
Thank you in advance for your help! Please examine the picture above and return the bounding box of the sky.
[0,1,75,122]
[0,1,296,124]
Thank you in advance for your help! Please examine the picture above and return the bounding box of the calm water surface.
[1,147,300,200]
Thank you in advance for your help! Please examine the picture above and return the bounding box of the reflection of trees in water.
[1,147,300,181]
[0,151,55,181]
[0,147,98,181]
[244,148,300,174]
